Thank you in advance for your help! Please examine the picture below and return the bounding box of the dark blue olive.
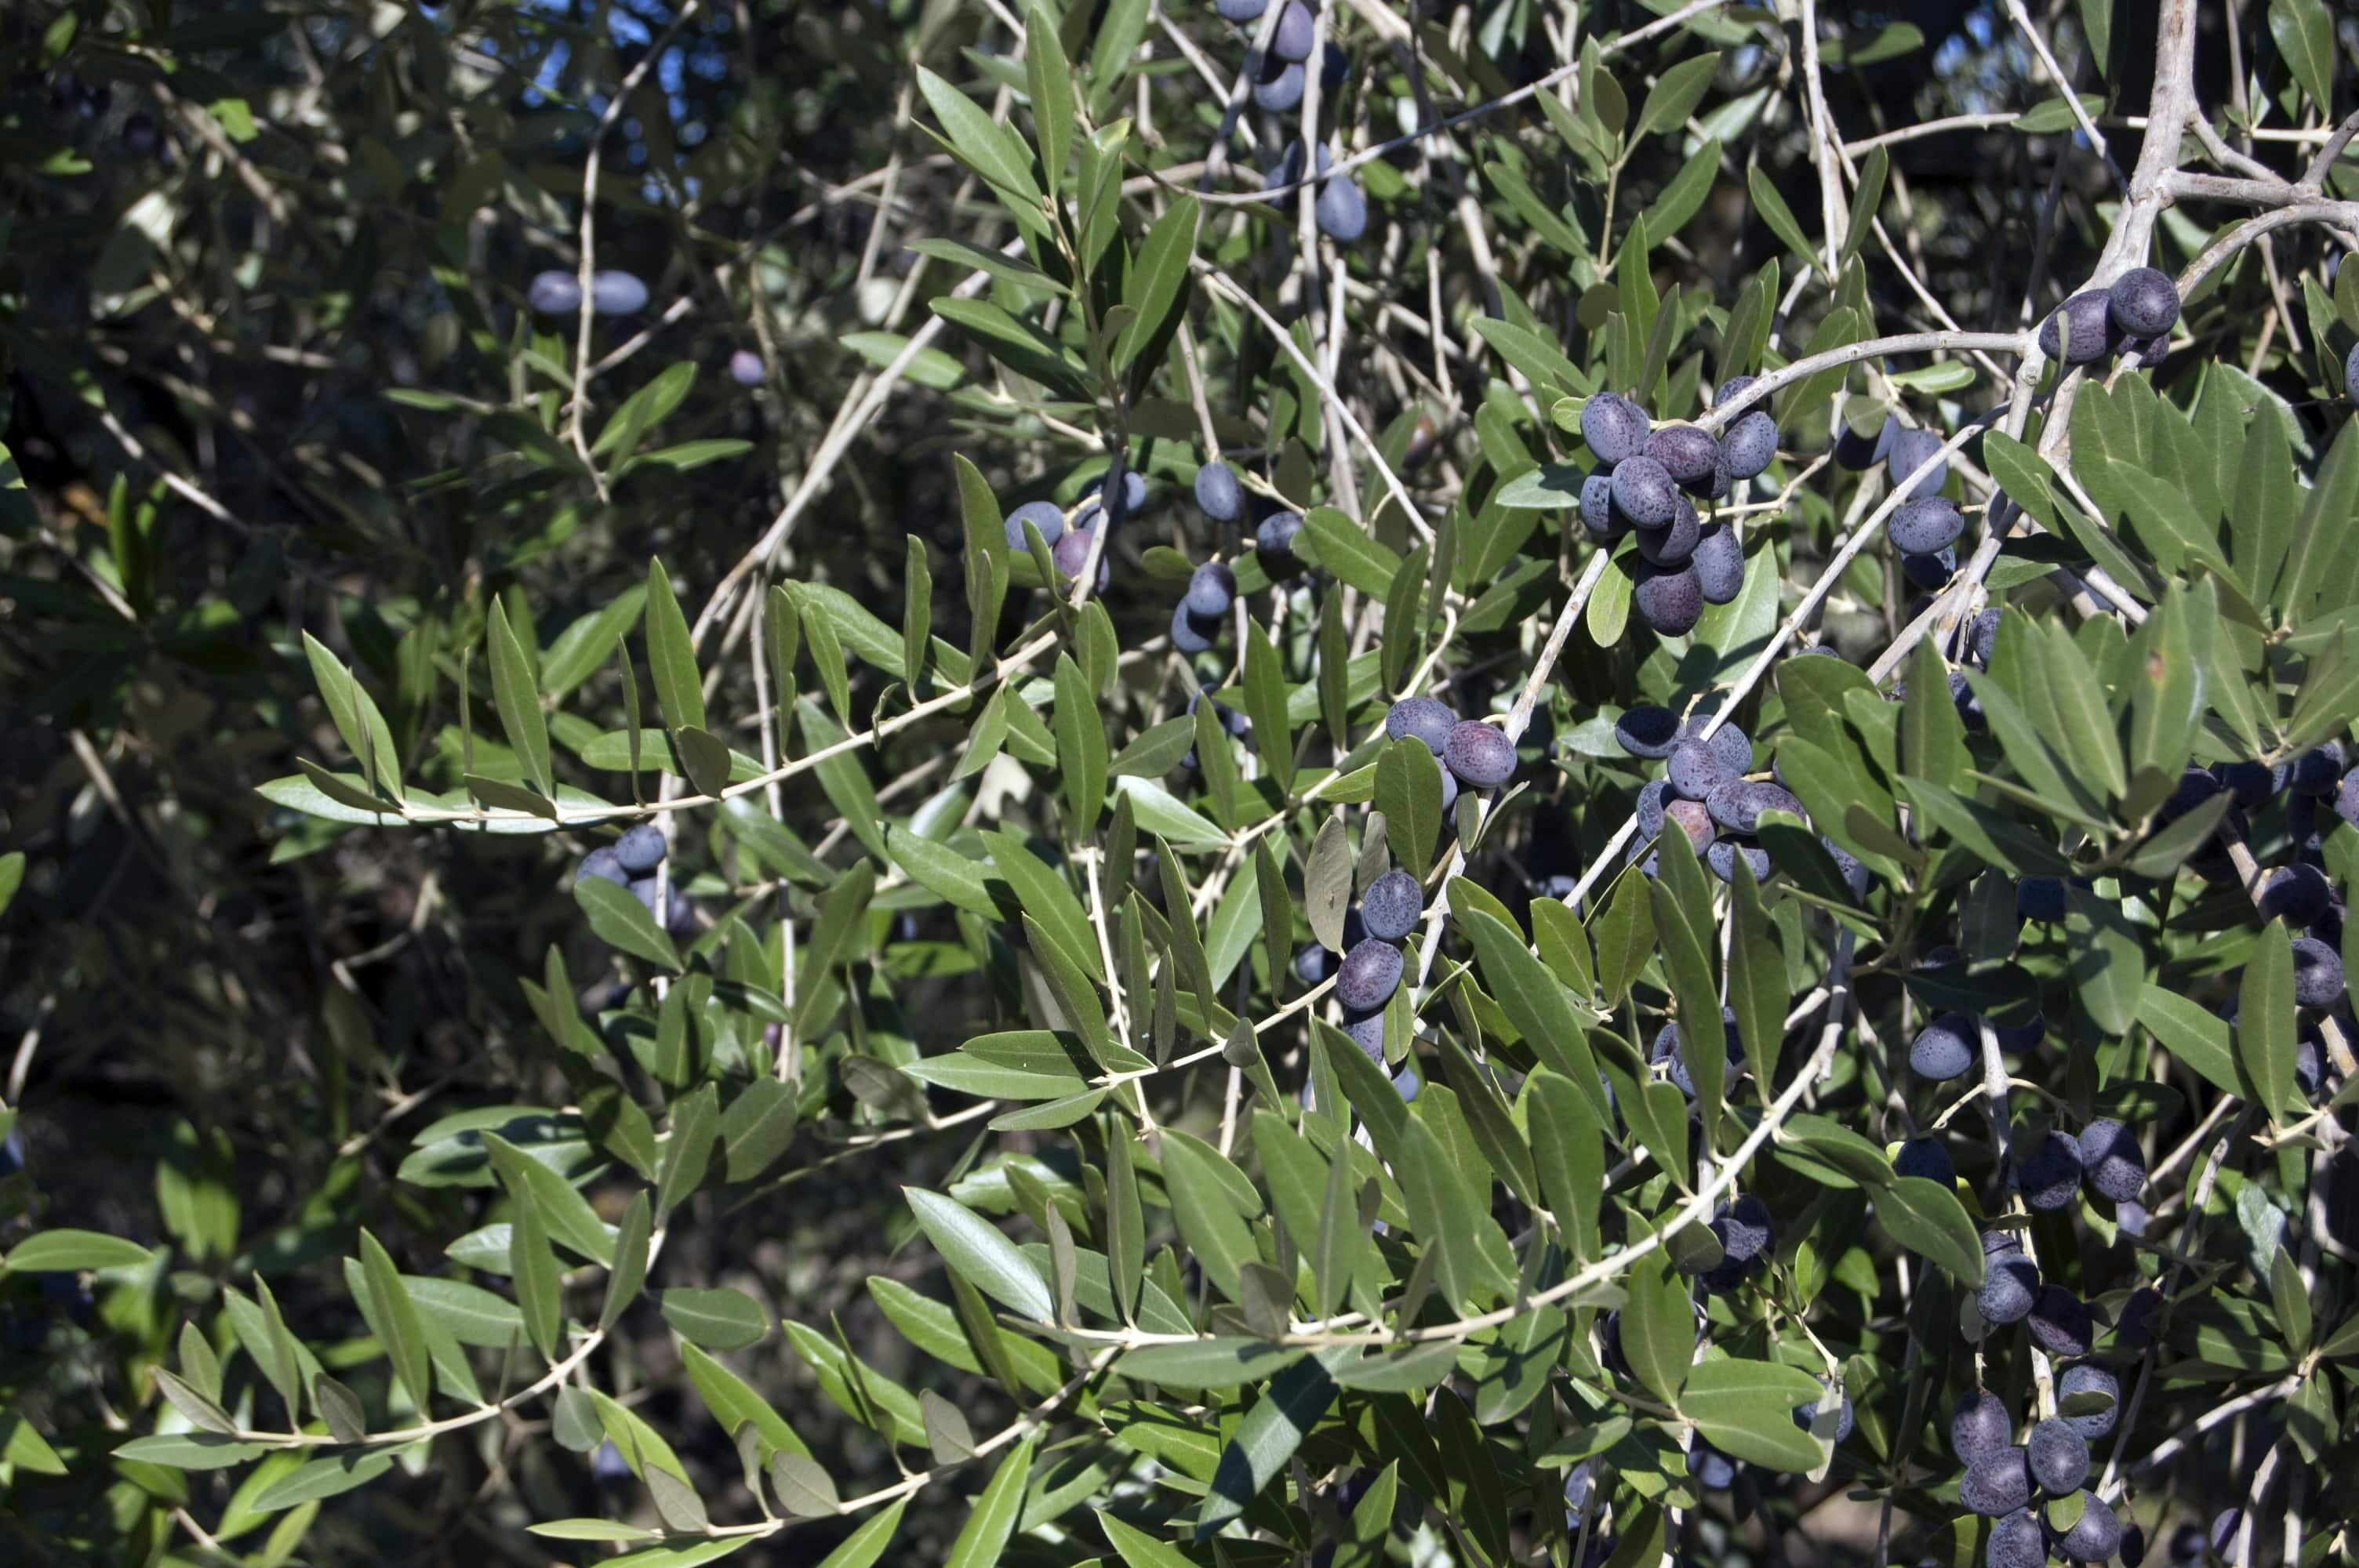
[589,270,649,315]
[615,823,667,874]
[1004,499,1066,550]
[528,270,583,314]
[1194,462,1243,521]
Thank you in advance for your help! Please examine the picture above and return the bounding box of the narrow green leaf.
[644,558,707,735]
[358,1229,435,1414]
[656,1082,720,1215]
[486,601,552,798]
[509,1186,564,1359]
[905,1187,1055,1323]
[659,1287,770,1351]
[943,1433,1037,1568]
[2239,920,2299,1120]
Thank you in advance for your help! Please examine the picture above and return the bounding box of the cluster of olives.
[527,268,650,318]
[1216,0,1346,120]
[1001,470,1150,592]
[579,822,692,937]
[1576,385,1775,634]
[1192,455,1313,577]
[2037,267,2182,368]
[1290,697,1518,1068]
[1827,403,1971,591]
[1611,702,1856,888]
[1953,1363,2128,1566]
[2136,748,2357,1044]
[1259,140,1368,243]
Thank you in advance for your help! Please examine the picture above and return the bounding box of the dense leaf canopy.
[3,1,2359,1566]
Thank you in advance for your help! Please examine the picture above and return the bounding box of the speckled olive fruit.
[630,875,694,937]
[2347,341,2359,405]
[1824,837,1870,895]
[1335,938,1405,1012]
[1216,0,1267,20]
[615,823,667,874]
[1989,1510,2047,1568]
[2027,1418,2089,1495]
[1581,391,1651,465]
[1061,525,1103,575]
[729,349,764,386]
[1693,523,1744,604]
[1639,496,1702,568]
[2077,1118,2145,1203]
[1666,740,1724,801]
[2215,760,2286,810]
[1613,785,1662,851]
[1951,1392,2014,1462]
[1361,869,1423,942]
[1651,1009,1745,1094]
[1903,548,1957,591]
[2040,289,2120,364]
[1194,462,1243,522]
[1793,1391,1855,1443]
[2274,865,2340,926]
[1616,705,1682,759]
[1256,510,1304,559]
[2017,877,2066,923]
[1910,1012,1979,1080]
[1081,469,1146,522]
[1385,696,1456,757]
[1169,601,1218,654]
[2292,936,2346,1007]
[590,270,649,315]
[1978,1252,2041,1324]
[1185,561,1238,618]
[1646,423,1719,488]
[2055,1364,2120,1439]
[2121,1523,2148,1568]
[2288,741,2346,794]
[1894,1137,1954,1185]
[1892,495,1966,554]
[1885,426,1950,502]
[1269,0,1316,59]
[2108,267,2180,339]
[2055,1496,2124,1564]
[579,846,628,886]
[1970,605,2003,665]
[1250,53,1304,111]
[1834,410,1899,470]
[2017,1130,2085,1211]
[1003,499,1065,550]
[1960,1449,2034,1516]
[2296,1025,2330,1098]
[1341,1007,1385,1063]
[2027,1284,2095,1356]
[528,270,583,314]
[1579,470,1623,543]
[1293,942,1339,985]
[1707,780,1801,836]
[1690,1443,1736,1490]
[1611,455,1679,528]
[1663,799,1715,852]
[1632,562,1703,634]
[1717,379,1780,479]
[1702,1195,1773,1291]
[1687,715,1753,775]
[2115,1285,2162,1348]
[1705,838,1771,886]
[1445,720,1515,788]
[1314,172,1368,242]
